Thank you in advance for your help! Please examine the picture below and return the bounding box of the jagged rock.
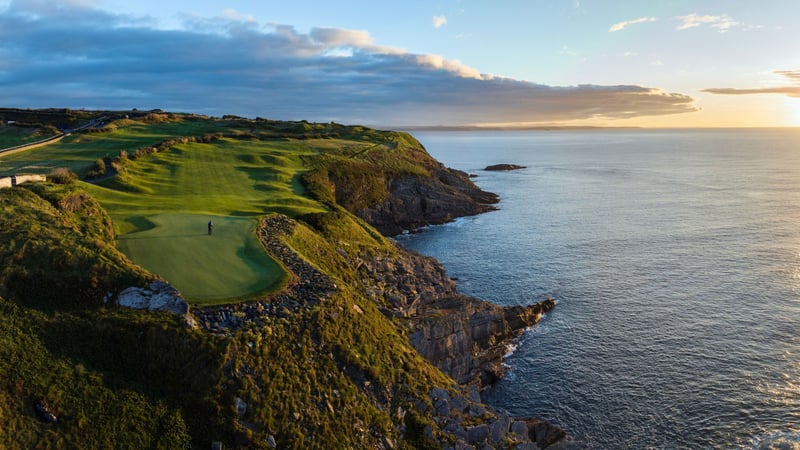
[351,167,499,236]
[234,397,247,418]
[510,421,530,442]
[527,419,567,449]
[490,414,512,444]
[454,440,476,450]
[515,443,540,450]
[115,280,189,315]
[467,424,490,444]
[355,247,556,387]
[484,164,526,171]
[33,399,57,423]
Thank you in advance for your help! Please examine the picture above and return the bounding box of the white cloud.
[220,9,256,24]
[432,15,447,29]
[676,13,747,33]
[0,0,699,126]
[310,27,373,48]
[609,17,657,33]
[704,70,800,98]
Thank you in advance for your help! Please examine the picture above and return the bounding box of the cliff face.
[305,134,499,236]
[355,167,499,235]
[357,249,555,387]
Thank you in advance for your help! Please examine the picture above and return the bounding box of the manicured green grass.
[1,116,426,305]
[116,214,283,303]
[0,118,222,176]
[83,136,328,304]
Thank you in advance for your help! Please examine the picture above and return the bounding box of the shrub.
[86,158,107,179]
[48,167,78,184]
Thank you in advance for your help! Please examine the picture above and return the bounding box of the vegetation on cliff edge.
[0,113,507,449]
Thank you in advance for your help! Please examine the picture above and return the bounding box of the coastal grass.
[0,116,223,176]
[1,114,430,305]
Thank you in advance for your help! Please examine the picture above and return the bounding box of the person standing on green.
[208,220,214,235]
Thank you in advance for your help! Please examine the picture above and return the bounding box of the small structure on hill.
[0,174,47,189]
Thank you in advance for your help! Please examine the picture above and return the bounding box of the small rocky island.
[485,163,527,171]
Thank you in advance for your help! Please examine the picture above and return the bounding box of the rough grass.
[1,115,432,305]
[0,125,58,149]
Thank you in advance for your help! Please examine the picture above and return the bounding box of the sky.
[1,0,800,127]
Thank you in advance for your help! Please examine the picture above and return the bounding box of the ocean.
[397,129,800,449]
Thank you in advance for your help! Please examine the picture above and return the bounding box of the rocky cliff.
[304,134,499,236]
[354,166,499,235]
[356,248,555,387]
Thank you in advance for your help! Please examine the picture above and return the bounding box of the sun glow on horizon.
[788,98,800,127]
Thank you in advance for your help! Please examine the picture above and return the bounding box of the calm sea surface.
[398,129,800,449]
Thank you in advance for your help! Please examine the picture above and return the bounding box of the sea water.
[397,129,800,449]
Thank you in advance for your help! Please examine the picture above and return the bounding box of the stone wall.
[15,174,47,184]
[0,174,47,189]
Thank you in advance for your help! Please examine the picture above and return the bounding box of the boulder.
[527,419,567,449]
[466,424,490,444]
[33,399,57,423]
[484,164,526,171]
[116,280,189,315]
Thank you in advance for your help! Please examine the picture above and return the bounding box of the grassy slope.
[3,116,332,303]
[0,116,217,176]
[0,179,458,450]
[1,114,428,305]
[0,182,234,448]
[84,136,328,303]
[0,124,58,149]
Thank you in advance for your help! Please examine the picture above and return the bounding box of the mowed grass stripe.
[116,214,284,304]
[85,137,328,304]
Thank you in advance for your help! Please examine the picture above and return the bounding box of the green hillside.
[1,114,421,304]
[0,180,453,449]
[0,112,554,449]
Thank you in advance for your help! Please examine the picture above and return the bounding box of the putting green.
[82,136,329,305]
[116,214,283,304]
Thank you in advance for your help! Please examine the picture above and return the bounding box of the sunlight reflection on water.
[401,129,800,449]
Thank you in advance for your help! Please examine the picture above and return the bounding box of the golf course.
[0,114,377,304]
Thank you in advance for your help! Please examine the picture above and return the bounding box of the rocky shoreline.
[188,214,570,449]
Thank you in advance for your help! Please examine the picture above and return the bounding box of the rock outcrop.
[354,167,499,235]
[485,164,527,171]
[357,249,555,387]
[113,280,189,315]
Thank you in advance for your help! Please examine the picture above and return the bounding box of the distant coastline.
[396,125,642,132]
[395,125,800,132]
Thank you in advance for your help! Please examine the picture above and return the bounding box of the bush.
[86,158,107,179]
[48,167,78,184]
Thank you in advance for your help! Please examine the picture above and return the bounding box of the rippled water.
[399,129,800,449]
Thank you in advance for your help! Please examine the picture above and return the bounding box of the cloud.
[432,15,447,29]
[703,71,800,98]
[609,17,657,33]
[0,0,698,126]
[676,13,747,33]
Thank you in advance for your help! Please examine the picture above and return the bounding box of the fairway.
[116,214,282,303]
[78,132,331,305]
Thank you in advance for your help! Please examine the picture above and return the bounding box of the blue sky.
[2,0,799,126]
